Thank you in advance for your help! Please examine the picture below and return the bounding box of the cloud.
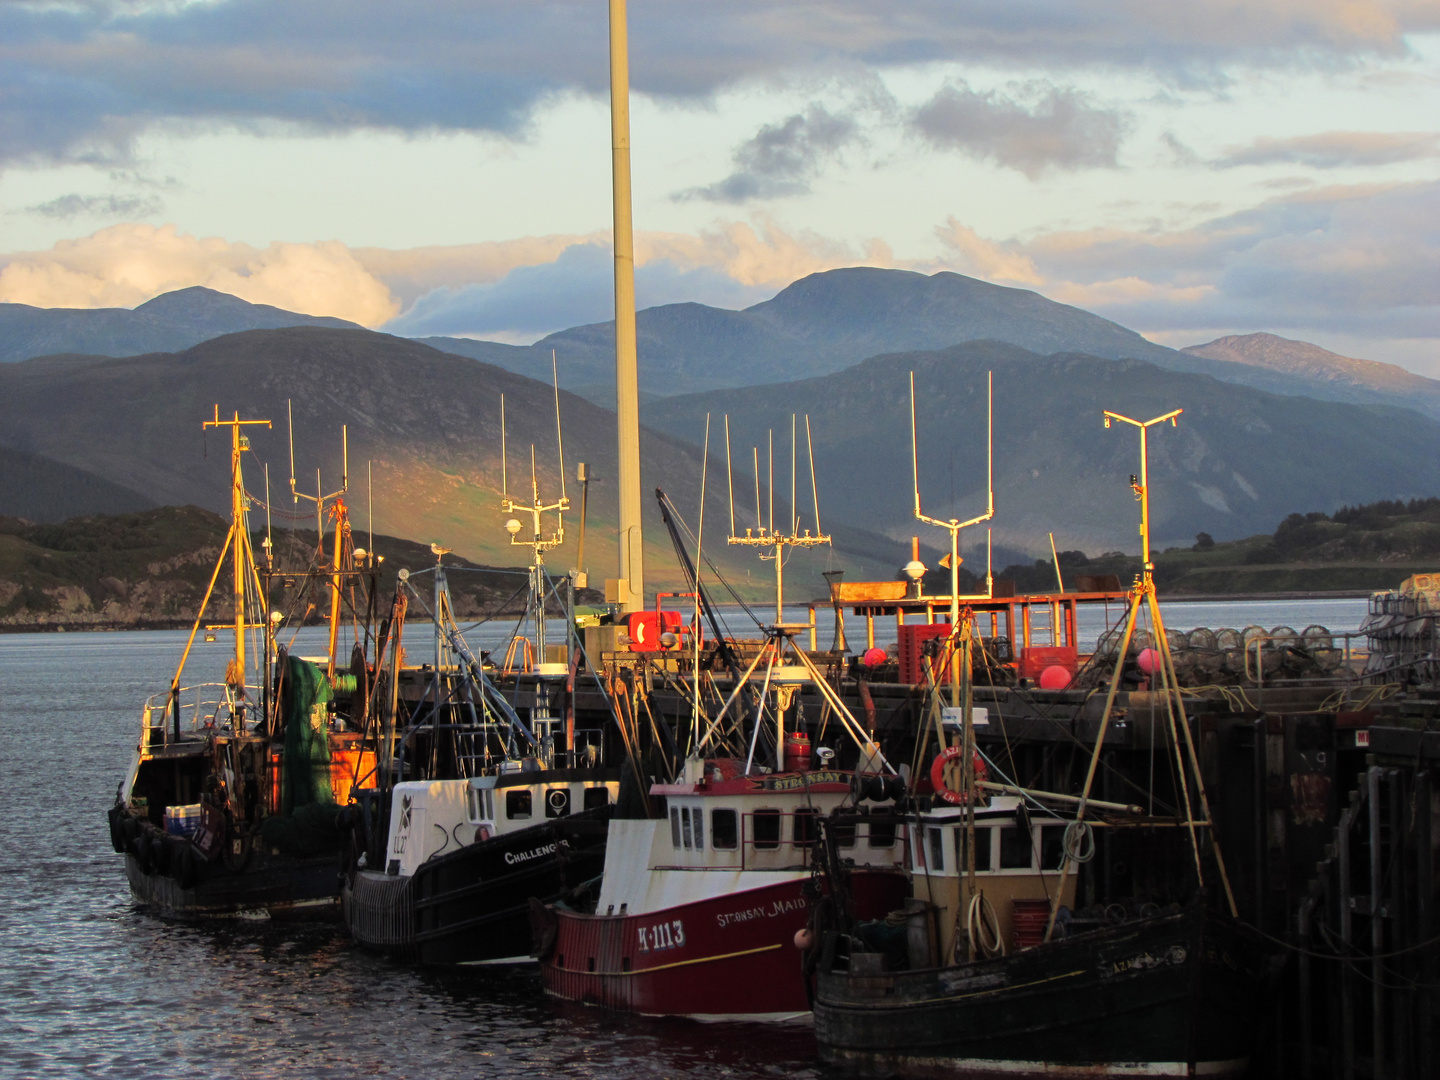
[678,104,859,203]
[934,218,1042,284]
[962,182,1440,342]
[382,243,775,338]
[912,81,1127,177]
[385,218,903,338]
[1,2,1434,168]
[0,217,902,339]
[1216,131,1440,168]
[0,224,400,325]
[23,193,163,220]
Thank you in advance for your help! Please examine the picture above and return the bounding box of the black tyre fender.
[164,834,190,880]
[107,806,127,854]
[147,834,169,877]
[176,844,199,890]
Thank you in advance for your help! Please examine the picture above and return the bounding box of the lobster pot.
[163,804,202,837]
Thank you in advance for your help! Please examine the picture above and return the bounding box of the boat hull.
[344,809,610,966]
[813,907,1271,1078]
[123,850,339,918]
[538,869,908,1020]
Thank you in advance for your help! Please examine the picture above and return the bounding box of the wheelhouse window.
[506,790,532,820]
[832,816,856,849]
[670,807,681,848]
[793,808,818,846]
[681,807,694,849]
[693,806,704,849]
[999,825,1032,870]
[1040,824,1065,870]
[955,824,992,873]
[867,818,895,848]
[711,809,738,850]
[928,826,945,872]
[467,788,482,822]
[583,786,610,811]
[752,809,781,850]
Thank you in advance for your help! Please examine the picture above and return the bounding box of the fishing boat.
[342,384,627,965]
[106,406,381,917]
[534,485,910,1018]
[806,404,1281,1076]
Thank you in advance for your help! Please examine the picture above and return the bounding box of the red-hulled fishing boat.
[533,748,910,1020]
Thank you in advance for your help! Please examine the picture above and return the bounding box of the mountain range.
[0,328,893,593]
[2,271,1438,572]
[1181,333,1440,420]
[642,340,1440,556]
[0,286,361,363]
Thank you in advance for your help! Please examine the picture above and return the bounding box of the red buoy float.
[930,744,988,805]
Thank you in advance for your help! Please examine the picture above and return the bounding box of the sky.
[0,2,1437,371]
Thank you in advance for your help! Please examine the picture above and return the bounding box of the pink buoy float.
[1137,647,1160,674]
[1038,665,1072,690]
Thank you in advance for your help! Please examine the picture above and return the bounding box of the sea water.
[0,595,1368,1077]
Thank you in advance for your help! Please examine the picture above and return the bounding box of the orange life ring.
[930,744,988,805]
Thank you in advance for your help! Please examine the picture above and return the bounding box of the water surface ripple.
[0,630,819,1080]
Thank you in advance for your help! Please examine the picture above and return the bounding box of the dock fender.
[107,805,128,854]
[176,844,199,890]
[163,834,191,879]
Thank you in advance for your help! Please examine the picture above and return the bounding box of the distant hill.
[1181,333,1440,420]
[999,496,1440,597]
[410,268,1438,418]
[642,340,1440,555]
[415,267,1258,404]
[0,286,363,363]
[0,327,898,595]
[0,506,581,630]
[0,445,154,521]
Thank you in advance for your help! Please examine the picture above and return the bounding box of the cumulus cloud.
[679,104,859,203]
[0,224,400,325]
[933,218,1042,284]
[22,193,163,220]
[0,1,1434,168]
[1216,131,1440,168]
[912,81,1127,177]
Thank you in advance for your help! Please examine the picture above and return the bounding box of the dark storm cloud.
[0,1,1433,167]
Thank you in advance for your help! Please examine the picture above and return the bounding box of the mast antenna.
[724,415,736,537]
[729,418,831,623]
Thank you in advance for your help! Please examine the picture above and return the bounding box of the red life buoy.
[930,745,988,805]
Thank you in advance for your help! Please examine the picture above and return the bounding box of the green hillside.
[0,506,584,630]
[997,497,1440,596]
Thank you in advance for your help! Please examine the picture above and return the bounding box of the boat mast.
[609,0,644,614]
[208,408,271,693]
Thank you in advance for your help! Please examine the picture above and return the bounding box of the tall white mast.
[609,0,644,613]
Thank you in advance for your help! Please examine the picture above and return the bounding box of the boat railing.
[138,682,255,749]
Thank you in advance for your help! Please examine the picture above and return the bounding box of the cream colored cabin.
[907,796,1077,963]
